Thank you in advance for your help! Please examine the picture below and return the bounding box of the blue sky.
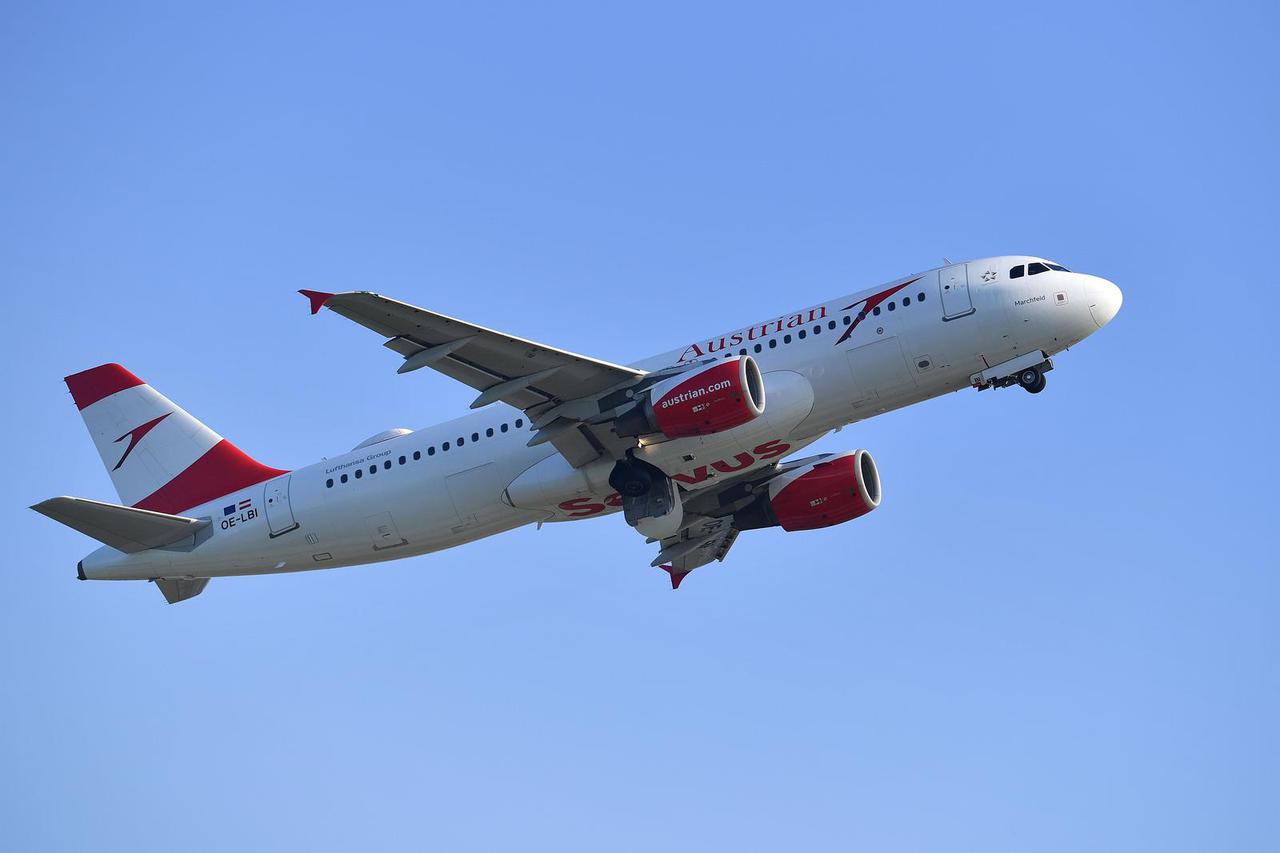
[2,2,1276,850]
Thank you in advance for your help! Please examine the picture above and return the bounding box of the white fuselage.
[81,256,1121,581]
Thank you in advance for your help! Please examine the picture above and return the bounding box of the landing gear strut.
[1018,366,1047,394]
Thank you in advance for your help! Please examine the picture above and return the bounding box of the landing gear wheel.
[1018,367,1045,393]
[1018,368,1047,394]
[609,460,654,498]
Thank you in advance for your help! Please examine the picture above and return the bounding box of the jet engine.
[734,450,881,532]
[615,356,765,440]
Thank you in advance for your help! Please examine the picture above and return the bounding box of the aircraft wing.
[300,290,647,465]
[652,515,740,588]
[649,449,836,587]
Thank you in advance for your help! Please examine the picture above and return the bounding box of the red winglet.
[659,565,688,590]
[298,289,335,315]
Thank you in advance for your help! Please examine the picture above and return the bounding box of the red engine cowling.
[735,450,881,532]
[619,356,766,439]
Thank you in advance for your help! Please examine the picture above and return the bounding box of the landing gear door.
[264,475,299,537]
[939,264,975,320]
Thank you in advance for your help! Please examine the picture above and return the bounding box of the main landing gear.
[1017,366,1047,394]
[610,455,684,540]
[608,455,658,498]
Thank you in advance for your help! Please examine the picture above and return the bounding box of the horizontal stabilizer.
[31,496,208,553]
[154,577,210,604]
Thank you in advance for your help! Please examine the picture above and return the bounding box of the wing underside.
[650,451,837,587]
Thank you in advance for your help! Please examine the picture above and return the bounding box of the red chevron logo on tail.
[112,412,172,471]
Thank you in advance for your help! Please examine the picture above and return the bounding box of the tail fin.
[64,364,286,514]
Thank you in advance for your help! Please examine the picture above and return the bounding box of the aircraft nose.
[1087,276,1123,328]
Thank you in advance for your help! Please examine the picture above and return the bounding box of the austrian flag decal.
[223,498,252,516]
[220,497,259,530]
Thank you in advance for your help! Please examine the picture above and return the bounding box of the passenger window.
[798,329,806,339]
[1010,265,1025,278]
[783,334,792,344]
[341,473,348,483]
[918,292,925,301]
[500,423,508,433]
[354,469,362,479]
[768,338,777,348]
[471,432,479,442]
[873,306,881,316]
[486,428,494,438]
[754,343,762,353]
[413,450,422,460]
[828,320,836,330]
[326,478,333,488]
[887,302,895,311]
[442,442,450,451]
[384,460,391,470]
[515,419,524,428]
[427,447,435,456]
[843,316,852,325]
[399,455,406,465]
[903,296,910,306]
[813,325,821,335]
[369,465,376,474]
[1029,262,1049,275]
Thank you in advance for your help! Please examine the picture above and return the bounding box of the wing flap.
[314,291,644,414]
[655,515,740,587]
[647,453,837,587]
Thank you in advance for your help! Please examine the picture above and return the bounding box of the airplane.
[32,256,1122,603]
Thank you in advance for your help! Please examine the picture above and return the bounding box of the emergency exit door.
[938,264,975,319]
[264,475,298,537]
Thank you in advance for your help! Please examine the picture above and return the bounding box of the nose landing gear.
[1018,366,1047,394]
[970,351,1054,395]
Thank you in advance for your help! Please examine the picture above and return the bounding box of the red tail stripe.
[132,440,288,515]
[64,363,146,410]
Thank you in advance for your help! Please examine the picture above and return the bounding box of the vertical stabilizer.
[64,364,286,514]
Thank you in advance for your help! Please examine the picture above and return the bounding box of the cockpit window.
[1010,265,1025,278]
[1028,262,1050,275]
[1045,263,1069,271]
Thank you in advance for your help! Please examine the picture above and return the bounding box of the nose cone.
[1087,276,1123,328]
